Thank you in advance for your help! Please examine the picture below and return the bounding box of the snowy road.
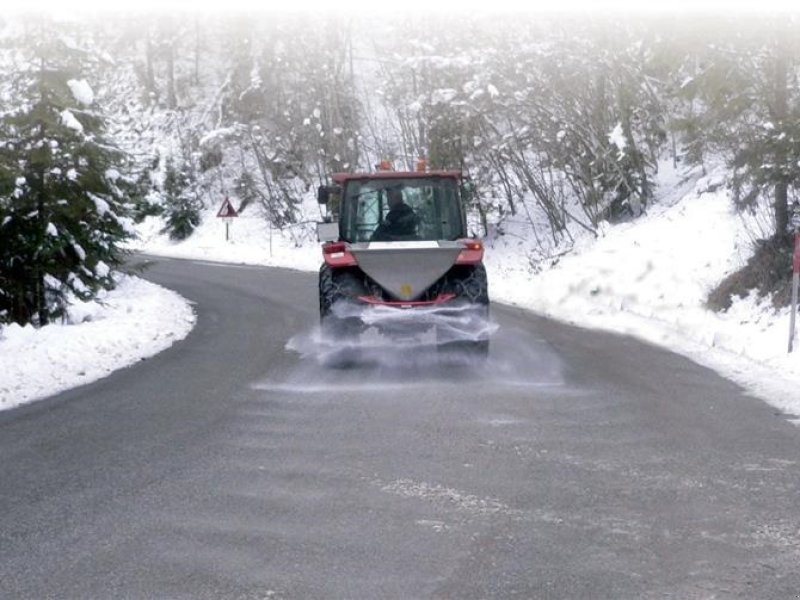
[1,257,799,599]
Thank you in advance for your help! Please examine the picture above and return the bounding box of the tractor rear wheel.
[319,265,367,339]
[437,264,490,358]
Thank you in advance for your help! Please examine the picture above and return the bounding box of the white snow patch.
[69,274,89,295]
[90,193,110,216]
[0,276,195,410]
[608,122,626,155]
[60,109,83,133]
[46,222,58,237]
[67,79,94,106]
[95,261,110,278]
[43,274,61,290]
[72,243,86,261]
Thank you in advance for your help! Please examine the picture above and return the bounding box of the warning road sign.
[217,197,238,218]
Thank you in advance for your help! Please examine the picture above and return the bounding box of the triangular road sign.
[217,197,239,218]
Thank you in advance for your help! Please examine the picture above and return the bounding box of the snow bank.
[489,187,744,344]
[0,276,195,410]
[487,169,800,417]
[135,203,322,272]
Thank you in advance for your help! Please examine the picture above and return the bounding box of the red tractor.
[316,166,490,356]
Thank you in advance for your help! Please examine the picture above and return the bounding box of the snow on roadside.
[135,207,321,272]
[488,171,800,418]
[0,276,195,410]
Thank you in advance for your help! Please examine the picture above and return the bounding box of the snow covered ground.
[487,167,800,420]
[5,162,800,420]
[0,276,195,410]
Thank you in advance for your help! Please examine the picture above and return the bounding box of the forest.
[1,11,799,326]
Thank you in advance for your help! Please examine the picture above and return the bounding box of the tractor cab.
[317,170,468,243]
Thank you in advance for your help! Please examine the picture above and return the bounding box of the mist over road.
[1,257,799,599]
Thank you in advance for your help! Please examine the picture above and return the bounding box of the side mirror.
[317,185,341,205]
[317,221,339,243]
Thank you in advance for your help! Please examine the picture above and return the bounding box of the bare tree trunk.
[145,30,157,99]
[671,124,677,169]
[166,39,177,109]
[773,45,789,237]
[35,165,47,326]
[35,33,48,325]
[193,17,201,86]
[346,19,360,166]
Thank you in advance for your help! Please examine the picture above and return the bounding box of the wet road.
[1,256,799,599]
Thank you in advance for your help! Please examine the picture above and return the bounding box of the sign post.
[789,202,800,352]
[216,197,239,242]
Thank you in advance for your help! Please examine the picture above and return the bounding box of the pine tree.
[161,158,201,240]
[0,17,133,327]
[664,17,800,240]
[728,28,800,239]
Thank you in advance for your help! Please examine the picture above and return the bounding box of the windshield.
[340,177,464,243]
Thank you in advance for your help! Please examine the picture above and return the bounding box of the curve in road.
[1,256,799,599]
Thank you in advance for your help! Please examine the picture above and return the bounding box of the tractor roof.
[332,170,462,185]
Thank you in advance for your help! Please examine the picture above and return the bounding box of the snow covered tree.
[0,17,133,327]
[728,28,800,239]
[161,158,201,240]
[661,17,800,240]
[200,16,362,229]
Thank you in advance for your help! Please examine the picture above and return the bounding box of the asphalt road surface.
[2,257,800,599]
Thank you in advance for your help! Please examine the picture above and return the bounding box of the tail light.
[322,241,358,267]
[455,239,484,265]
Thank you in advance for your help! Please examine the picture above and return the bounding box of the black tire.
[318,264,337,319]
[318,265,367,339]
[443,263,489,307]
[437,264,490,358]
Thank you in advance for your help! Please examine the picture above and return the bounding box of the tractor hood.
[349,241,463,301]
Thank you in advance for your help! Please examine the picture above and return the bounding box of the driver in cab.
[371,188,418,241]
